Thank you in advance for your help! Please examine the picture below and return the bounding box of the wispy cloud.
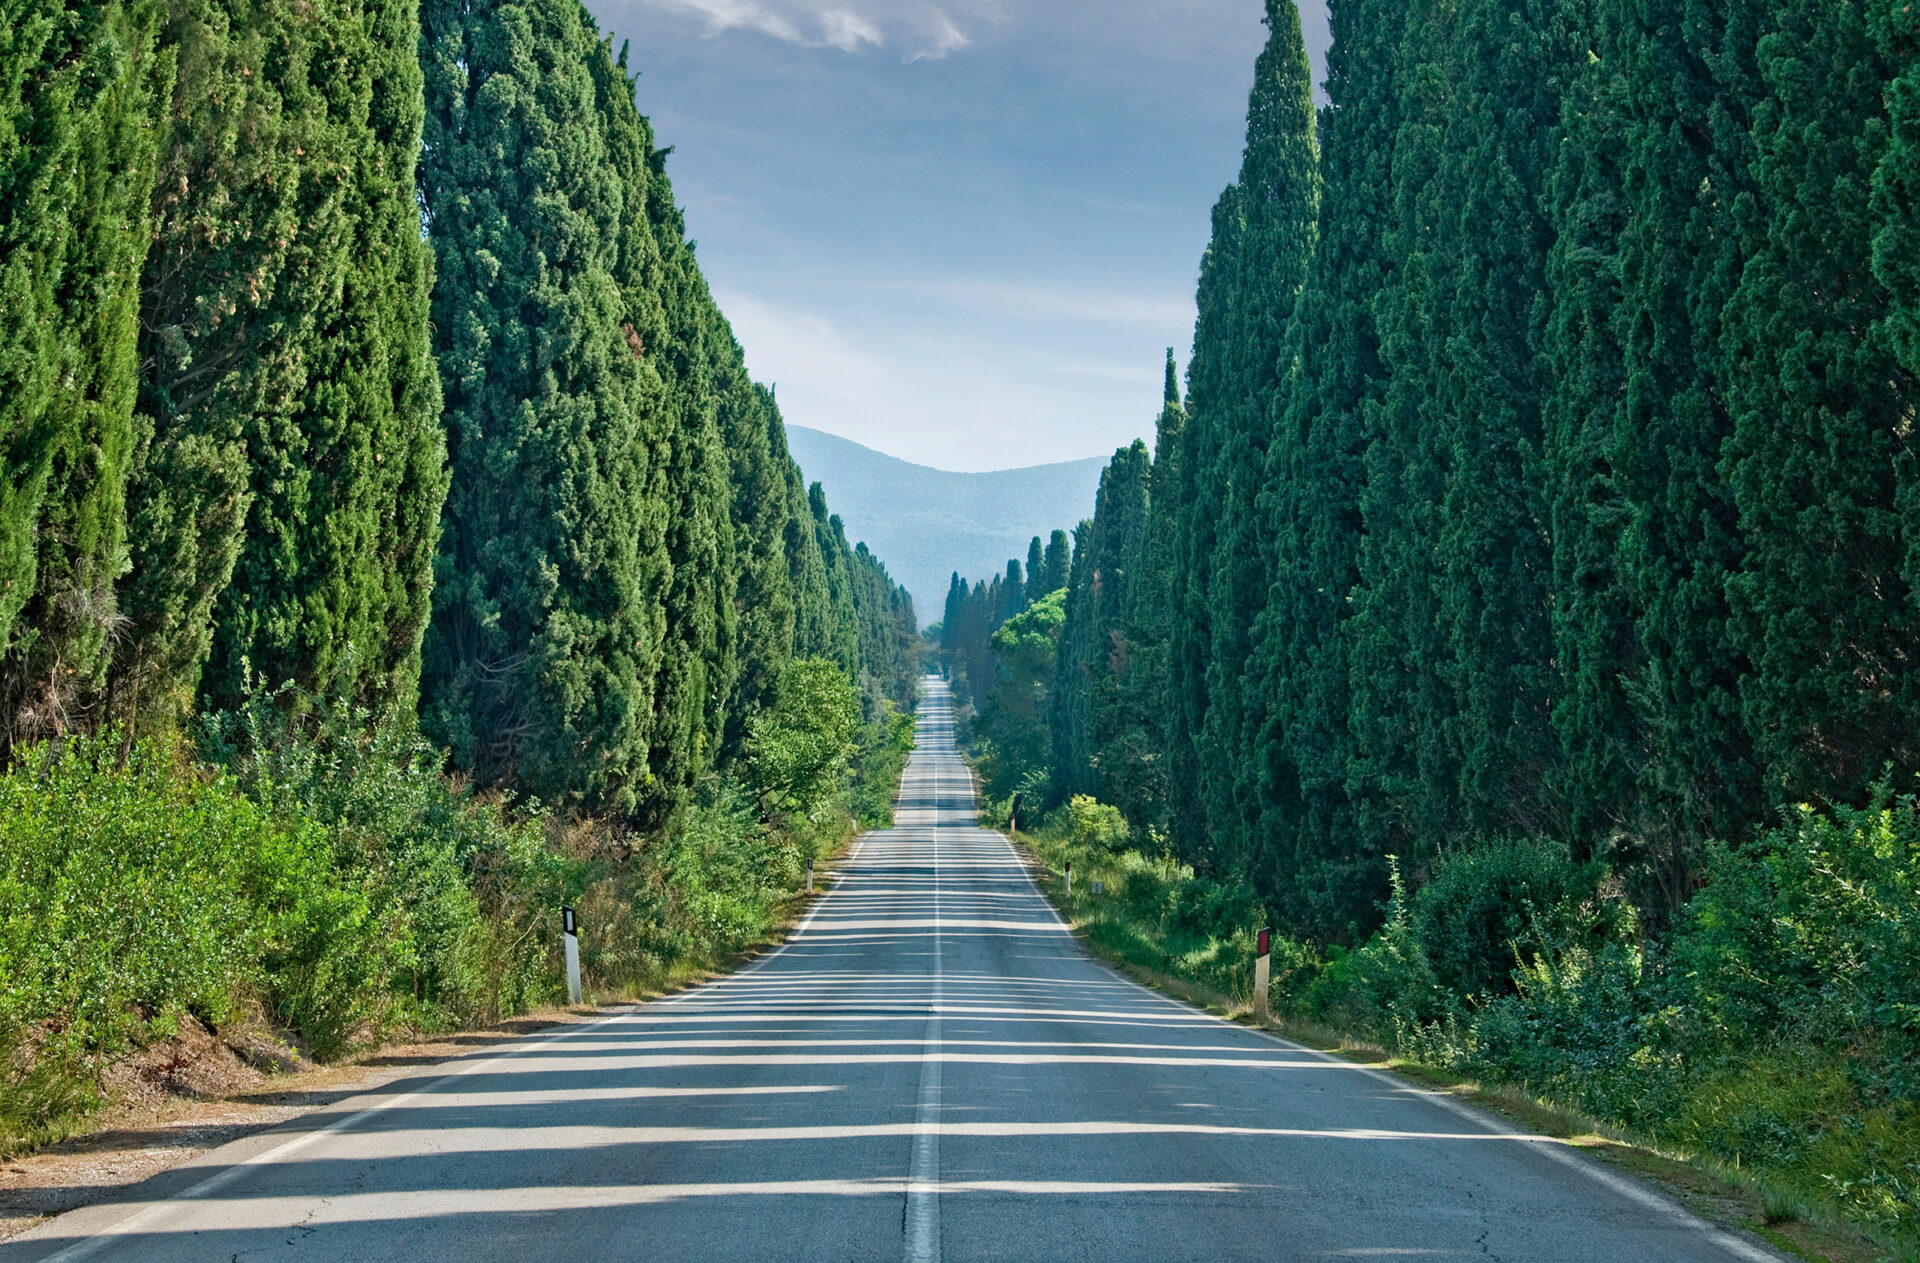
[913,279,1194,331]
[640,0,970,59]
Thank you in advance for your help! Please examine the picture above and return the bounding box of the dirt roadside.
[0,1005,628,1242]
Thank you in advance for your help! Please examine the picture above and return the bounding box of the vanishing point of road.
[8,678,1784,1262]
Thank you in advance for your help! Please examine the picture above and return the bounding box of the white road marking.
[905,753,944,1263]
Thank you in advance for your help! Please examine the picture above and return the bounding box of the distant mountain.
[784,427,1109,629]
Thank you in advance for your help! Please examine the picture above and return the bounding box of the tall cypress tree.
[1722,0,1919,807]
[1249,0,1404,936]
[1042,529,1072,596]
[1346,0,1462,872]
[1427,0,1584,842]
[644,162,738,820]
[1053,442,1151,809]
[418,0,665,810]
[1200,0,1320,880]
[108,0,446,725]
[0,0,166,743]
[717,375,797,763]
[1872,0,1920,603]
[1541,1,1635,860]
[1118,351,1186,837]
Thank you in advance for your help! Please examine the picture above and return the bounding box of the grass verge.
[1007,826,1902,1263]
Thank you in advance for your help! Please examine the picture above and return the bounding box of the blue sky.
[581,0,1331,470]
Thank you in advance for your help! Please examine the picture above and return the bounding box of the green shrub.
[203,680,568,1048]
[0,733,316,1060]
[1067,796,1130,852]
[1411,840,1610,1002]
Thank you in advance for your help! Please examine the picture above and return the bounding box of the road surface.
[7,677,1781,1262]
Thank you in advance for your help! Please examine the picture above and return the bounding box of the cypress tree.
[785,458,836,663]
[1246,0,1404,935]
[1001,558,1026,620]
[418,0,665,810]
[1346,0,1461,872]
[1026,537,1046,599]
[1541,3,1635,860]
[1197,0,1319,879]
[186,0,445,714]
[1722,0,1919,807]
[1053,443,1151,809]
[1426,0,1585,842]
[106,0,446,726]
[1166,184,1241,870]
[1042,529,1071,596]
[0,0,167,742]
[1872,0,1919,598]
[646,194,738,819]
[717,376,797,763]
[1118,351,1186,838]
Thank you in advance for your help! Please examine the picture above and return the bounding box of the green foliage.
[1013,792,1920,1250]
[848,703,915,831]
[1410,841,1609,1003]
[134,0,448,722]
[974,587,1066,800]
[1,0,167,744]
[417,0,669,813]
[0,732,301,1057]
[1065,795,1129,852]
[747,657,861,825]
[203,672,567,1050]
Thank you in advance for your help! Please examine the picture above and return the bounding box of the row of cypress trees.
[939,530,1070,706]
[1048,0,1920,939]
[1,0,918,824]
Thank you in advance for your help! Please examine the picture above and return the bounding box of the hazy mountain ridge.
[784,427,1109,626]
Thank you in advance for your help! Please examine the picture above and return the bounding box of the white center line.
[905,748,943,1263]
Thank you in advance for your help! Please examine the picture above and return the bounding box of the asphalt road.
[9,677,1783,1262]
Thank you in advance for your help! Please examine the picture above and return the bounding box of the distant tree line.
[0,0,919,821]
[989,0,1920,941]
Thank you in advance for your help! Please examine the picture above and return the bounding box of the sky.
[580,0,1332,471]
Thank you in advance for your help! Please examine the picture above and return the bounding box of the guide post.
[1253,927,1272,1022]
[562,905,582,1005]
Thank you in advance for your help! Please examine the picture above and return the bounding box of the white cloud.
[640,0,969,59]
[712,286,1167,470]
[910,279,1194,331]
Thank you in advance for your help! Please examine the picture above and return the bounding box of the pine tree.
[0,0,167,743]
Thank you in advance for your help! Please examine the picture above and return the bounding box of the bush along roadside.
[0,657,913,1156]
[996,789,1920,1261]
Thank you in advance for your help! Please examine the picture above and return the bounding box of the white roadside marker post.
[806,856,815,893]
[1065,860,1072,898]
[1253,926,1272,1023]
[562,905,583,1006]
